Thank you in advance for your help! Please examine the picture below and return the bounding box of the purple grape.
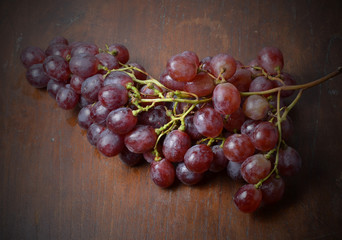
[20,46,46,68]
[162,130,192,163]
[96,129,124,157]
[25,63,50,88]
[124,125,157,153]
[176,162,204,185]
[184,144,213,173]
[150,159,175,188]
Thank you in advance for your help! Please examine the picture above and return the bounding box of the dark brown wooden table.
[1,0,342,239]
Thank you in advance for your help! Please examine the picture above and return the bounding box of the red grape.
[212,82,241,115]
[176,162,204,185]
[162,130,192,163]
[150,159,175,188]
[233,184,262,213]
[108,43,129,64]
[223,134,255,163]
[78,105,94,130]
[257,47,284,75]
[98,84,128,110]
[43,55,70,82]
[251,122,279,152]
[184,144,213,173]
[209,145,229,172]
[184,72,215,97]
[240,154,271,184]
[20,46,46,68]
[193,107,223,138]
[210,54,236,80]
[56,86,79,110]
[278,146,302,176]
[124,125,157,153]
[25,63,50,88]
[96,129,124,157]
[106,107,137,135]
[243,95,269,120]
[166,52,198,82]
[260,175,285,204]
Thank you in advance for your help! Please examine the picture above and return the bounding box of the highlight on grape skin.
[20,35,342,214]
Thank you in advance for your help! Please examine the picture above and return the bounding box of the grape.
[227,69,252,92]
[184,72,215,97]
[227,161,243,181]
[242,95,269,120]
[47,79,65,98]
[69,55,100,78]
[251,121,279,152]
[106,107,137,135]
[209,145,229,172]
[281,115,294,141]
[209,54,236,80]
[223,134,255,163]
[181,51,200,66]
[124,125,157,153]
[140,84,163,106]
[98,84,128,110]
[107,43,129,64]
[257,47,284,75]
[128,63,147,80]
[246,59,261,76]
[240,154,271,184]
[90,101,111,126]
[249,76,275,96]
[233,184,262,213]
[143,143,163,163]
[274,72,296,98]
[78,96,91,108]
[162,130,192,163]
[278,146,302,176]
[25,63,50,88]
[70,75,85,94]
[260,175,285,204]
[184,115,202,140]
[96,129,124,157]
[176,162,204,185]
[212,82,241,115]
[71,42,99,57]
[199,56,212,72]
[56,86,79,110]
[240,119,261,137]
[81,74,103,103]
[138,105,170,129]
[87,123,106,146]
[45,44,70,59]
[95,52,119,73]
[103,71,133,87]
[20,46,46,68]
[184,144,213,173]
[43,55,70,82]
[166,52,198,82]
[159,70,186,91]
[150,159,175,188]
[78,105,94,129]
[49,36,68,46]
[223,107,245,132]
[193,107,223,138]
[119,147,143,166]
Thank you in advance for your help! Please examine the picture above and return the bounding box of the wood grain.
[1,0,342,239]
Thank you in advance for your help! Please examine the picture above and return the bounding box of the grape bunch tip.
[20,36,342,214]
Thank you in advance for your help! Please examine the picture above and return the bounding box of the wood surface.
[1,0,342,239]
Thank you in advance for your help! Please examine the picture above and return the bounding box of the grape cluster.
[20,36,326,214]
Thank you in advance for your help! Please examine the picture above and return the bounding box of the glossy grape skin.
[106,107,137,135]
[249,76,275,97]
[96,129,124,157]
[233,184,262,213]
[260,175,285,204]
[240,154,271,184]
[43,55,70,82]
[223,107,245,132]
[227,161,243,181]
[20,46,46,68]
[251,122,279,152]
[193,107,223,138]
[212,82,241,115]
[257,47,284,75]
[45,44,70,59]
[246,59,261,77]
[69,55,100,78]
[128,63,147,80]
[241,119,261,137]
[78,96,91,108]
[87,123,106,146]
[98,84,128,110]
[143,143,163,163]
[176,162,204,185]
[90,101,111,126]
[81,74,103,103]
[184,115,202,140]
[278,146,302,176]
[184,72,215,97]
[70,75,85,94]
[150,159,175,188]
[47,79,65,98]
[242,95,269,120]
[199,56,212,72]
[71,42,99,57]
[209,145,229,172]
[227,69,252,92]
[166,52,198,82]
[184,144,214,173]
[119,147,143,167]
[223,134,255,163]
[209,54,236,80]
[162,130,192,163]
[103,71,133,87]
[281,116,294,141]
[95,52,119,73]
[25,63,50,88]
[138,105,170,129]
[124,125,157,153]
[49,36,68,46]
[182,51,200,66]
[139,84,163,107]
[78,105,94,129]
[107,43,129,64]
[56,86,79,110]
[159,70,186,91]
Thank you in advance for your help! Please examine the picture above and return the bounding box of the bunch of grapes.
[20,36,341,213]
